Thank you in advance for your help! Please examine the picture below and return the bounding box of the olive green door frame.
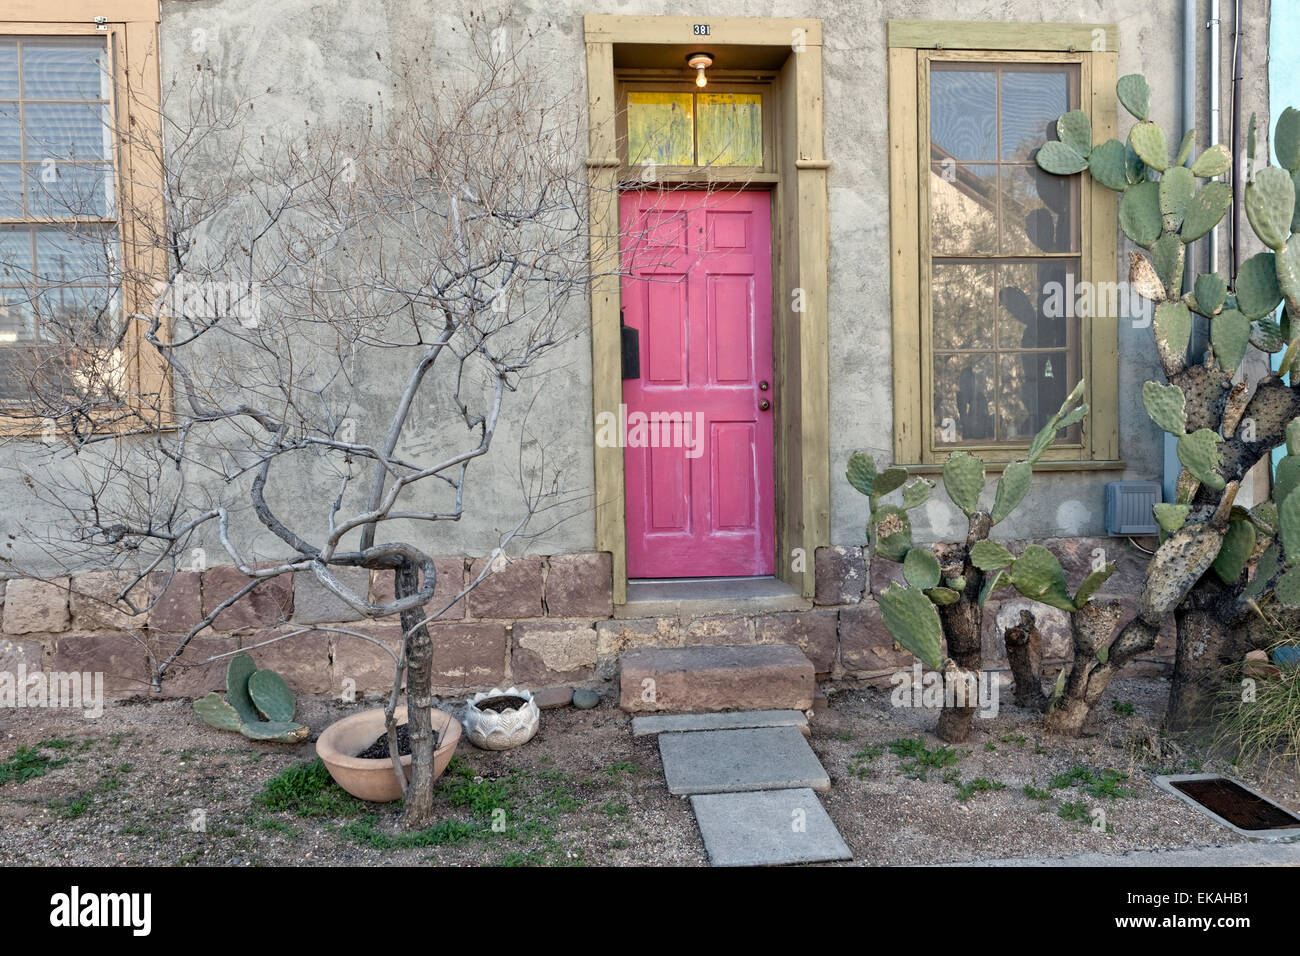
[584,14,829,603]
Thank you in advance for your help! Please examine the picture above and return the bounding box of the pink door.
[620,189,775,578]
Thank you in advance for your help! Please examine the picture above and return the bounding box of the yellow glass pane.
[627,91,694,166]
[696,92,762,167]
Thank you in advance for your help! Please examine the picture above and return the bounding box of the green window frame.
[888,20,1120,468]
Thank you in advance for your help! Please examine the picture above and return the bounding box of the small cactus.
[193,652,308,743]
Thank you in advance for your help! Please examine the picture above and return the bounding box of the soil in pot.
[474,695,529,713]
[354,723,440,760]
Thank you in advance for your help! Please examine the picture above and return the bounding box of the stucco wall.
[0,0,1272,576]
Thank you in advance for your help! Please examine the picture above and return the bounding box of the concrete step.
[631,708,809,737]
[618,643,815,714]
[658,725,831,795]
[691,789,852,866]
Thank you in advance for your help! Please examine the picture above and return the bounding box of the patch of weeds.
[599,800,629,819]
[1187,758,1204,772]
[848,743,884,778]
[1057,800,1089,822]
[1112,701,1135,716]
[51,770,126,818]
[835,730,853,742]
[999,733,1027,745]
[0,745,70,786]
[607,838,630,850]
[1033,743,1049,755]
[108,733,131,750]
[116,762,133,774]
[941,768,961,785]
[440,757,515,815]
[499,850,547,866]
[61,797,90,818]
[118,824,150,836]
[1023,785,1052,801]
[255,818,298,837]
[954,777,1006,802]
[341,813,478,850]
[983,742,997,752]
[1048,765,1133,799]
[40,738,77,750]
[602,760,639,777]
[254,758,366,819]
[889,737,963,779]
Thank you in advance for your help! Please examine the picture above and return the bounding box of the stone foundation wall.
[0,536,1173,702]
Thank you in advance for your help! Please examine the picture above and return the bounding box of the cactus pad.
[942,450,985,516]
[1056,110,1093,157]
[1176,429,1226,490]
[1119,180,1163,247]
[901,477,933,510]
[1125,141,1148,185]
[1175,129,1197,168]
[225,652,261,726]
[978,568,1008,609]
[1210,309,1251,374]
[194,693,243,732]
[1275,456,1300,506]
[1138,524,1225,622]
[248,669,295,723]
[1281,488,1300,566]
[870,505,913,563]
[990,460,1031,525]
[1193,273,1228,315]
[1189,143,1231,178]
[1141,381,1187,435]
[1245,167,1295,250]
[1276,107,1300,172]
[970,539,1016,571]
[1151,233,1185,300]
[1117,74,1150,121]
[1250,317,1288,352]
[1275,566,1300,609]
[1243,544,1281,599]
[1036,140,1088,175]
[924,586,961,606]
[1086,138,1129,190]
[238,720,310,743]
[1009,545,1075,611]
[1072,563,1116,607]
[847,452,877,497]
[1153,301,1192,370]
[1236,251,1283,318]
[903,546,942,590]
[1152,503,1191,534]
[1213,518,1257,584]
[1180,182,1232,242]
[879,583,944,670]
[1274,242,1300,312]
[872,465,910,499]
[1159,166,1195,232]
[1129,253,1166,302]
[1129,121,1168,172]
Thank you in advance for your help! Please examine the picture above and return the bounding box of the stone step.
[631,709,809,737]
[691,789,852,866]
[658,725,831,795]
[618,643,814,713]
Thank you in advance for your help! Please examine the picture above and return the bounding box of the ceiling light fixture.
[687,52,713,88]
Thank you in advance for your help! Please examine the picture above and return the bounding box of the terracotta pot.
[316,705,461,803]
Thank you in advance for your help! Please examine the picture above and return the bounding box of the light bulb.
[696,69,707,88]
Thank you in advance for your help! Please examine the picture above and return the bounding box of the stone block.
[619,644,814,713]
[238,627,332,696]
[467,555,544,620]
[292,567,370,625]
[202,567,293,632]
[814,546,867,605]
[330,622,403,697]
[658,726,829,794]
[839,600,921,673]
[429,621,508,689]
[71,571,144,631]
[511,619,598,685]
[151,634,238,698]
[0,637,44,673]
[147,571,203,635]
[753,610,840,674]
[3,577,70,634]
[691,789,851,866]
[595,617,680,680]
[53,632,150,694]
[545,553,613,618]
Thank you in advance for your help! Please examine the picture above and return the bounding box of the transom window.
[618,82,770,173]
[0,35,120,402]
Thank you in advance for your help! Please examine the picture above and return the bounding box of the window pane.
[931,162,998,255]
[0,102,19,160]
[998,351,1075,441]
[35,225,116,284]
[0,224,34,282]
[24,102,110,162]
[0,38,17,98]
[0,162,21,217]
[21,38,108,101]
[998,260,1075,349]
[697,92,762,166]
[24,162,113,218]
[627,91,693,166]
[934,352,996,444]
[1001,70,1070,161]
[1000,164,1076,254]
[34,283,119,343]
[0,290,34,343]
[930,68,996,162]
[932,262,994,350]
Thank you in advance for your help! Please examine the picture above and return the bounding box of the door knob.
[759,399,771,411]
[759,380,769,391]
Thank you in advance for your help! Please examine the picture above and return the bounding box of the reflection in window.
[627,90,763,168]
[928,62,1080,446]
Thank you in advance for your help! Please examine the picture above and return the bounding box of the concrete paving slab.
[690,788,852,866]
[632,709,808,737]
[658,725,830,795]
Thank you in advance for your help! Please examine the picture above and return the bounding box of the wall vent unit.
[1104,481,1162,536]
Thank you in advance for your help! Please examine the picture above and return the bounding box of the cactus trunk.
[934,513,990,743]
[1002,610,1048,711]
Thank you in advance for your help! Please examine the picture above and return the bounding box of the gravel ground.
[0,676,1295,866]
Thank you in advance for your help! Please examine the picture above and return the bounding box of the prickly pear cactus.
[192,653,307,743]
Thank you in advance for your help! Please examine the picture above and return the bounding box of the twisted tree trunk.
[1043,602,1159,736]
[1003,609,1048,711]
[395,560,438,828]
[935,513,989,743]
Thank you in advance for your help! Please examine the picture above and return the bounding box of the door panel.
[620,189,774,578]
